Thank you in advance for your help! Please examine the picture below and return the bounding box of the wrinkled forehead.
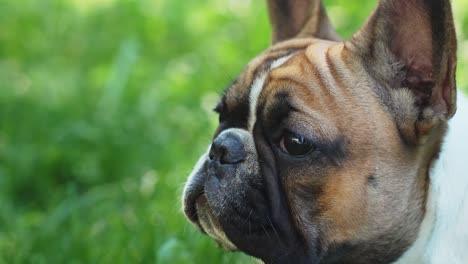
[219,38,345,135]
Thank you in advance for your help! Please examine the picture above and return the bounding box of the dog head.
[182,0,457,263]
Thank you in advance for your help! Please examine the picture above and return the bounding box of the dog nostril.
[209,132,246,164]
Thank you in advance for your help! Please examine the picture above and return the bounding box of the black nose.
[209,131,246,164]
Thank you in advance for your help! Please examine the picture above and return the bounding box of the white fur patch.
[248,72,268,132]
[271,54,294,69]
[423,93,468,263]
[396,93,468,264]
[248,54,293,132]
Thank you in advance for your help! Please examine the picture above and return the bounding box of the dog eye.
[280,131,315,156]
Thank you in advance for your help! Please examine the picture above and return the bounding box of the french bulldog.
[182,0,468,263]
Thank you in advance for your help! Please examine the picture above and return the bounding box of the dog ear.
[349,0,457,141]
[266,0,341,44]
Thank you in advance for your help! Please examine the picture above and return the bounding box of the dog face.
[183,0,457,263]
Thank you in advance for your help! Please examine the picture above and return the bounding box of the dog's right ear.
[266,0,341,44]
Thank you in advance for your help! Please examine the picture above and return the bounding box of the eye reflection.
[279,131,315,156]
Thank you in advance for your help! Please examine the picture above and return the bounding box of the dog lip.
[185,192,217,236]
[183,189,205,231]
[194,195,210,230]
[194,194,238,251]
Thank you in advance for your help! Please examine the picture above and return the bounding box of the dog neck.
[396,93,468,263]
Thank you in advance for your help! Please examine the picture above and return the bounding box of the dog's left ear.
[266,0,341,44]
[349,0,457,141]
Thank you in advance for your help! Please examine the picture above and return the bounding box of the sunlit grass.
[70,0,117,13]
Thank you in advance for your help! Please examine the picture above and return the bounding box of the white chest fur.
[397,93,468,264]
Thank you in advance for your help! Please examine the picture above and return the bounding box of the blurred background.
[0,0,466,263]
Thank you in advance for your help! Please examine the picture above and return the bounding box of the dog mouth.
[183,167,315,263]
[183,190,237,251]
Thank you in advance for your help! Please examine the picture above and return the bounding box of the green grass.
[0,0,467,263]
